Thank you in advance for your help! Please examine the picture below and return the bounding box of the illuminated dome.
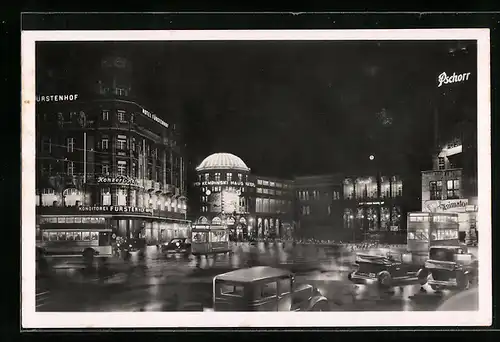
[196,153,250,172]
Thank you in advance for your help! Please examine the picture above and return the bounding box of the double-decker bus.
[191,224,230,256]
[406,212,459,264]
[36,215,113,264]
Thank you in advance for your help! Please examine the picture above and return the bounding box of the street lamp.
[369,154,375,161]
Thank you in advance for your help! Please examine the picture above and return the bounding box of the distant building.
[293,174,344,241]
[192,153,294,240]
[294,174,406,242]
[254,176,294,239]
[36,55,189,245]
[421,120,478,243]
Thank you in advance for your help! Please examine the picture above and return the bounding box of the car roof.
[214,266,292,283]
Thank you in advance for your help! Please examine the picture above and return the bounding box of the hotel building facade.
[36,55,190,246]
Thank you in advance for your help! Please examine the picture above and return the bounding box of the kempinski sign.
[193,180,256,187]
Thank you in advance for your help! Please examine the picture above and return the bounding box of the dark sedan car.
[162,238,191,254]
[348,253,428,290]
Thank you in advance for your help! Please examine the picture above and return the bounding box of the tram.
[406,212,460,264]
[191,223,231,256]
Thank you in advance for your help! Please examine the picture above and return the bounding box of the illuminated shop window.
[101,187,111,205]
[117,188,127,206]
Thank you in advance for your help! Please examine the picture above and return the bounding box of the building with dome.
[193,153,294,240]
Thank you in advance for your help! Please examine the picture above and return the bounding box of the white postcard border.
[21,29,492,328]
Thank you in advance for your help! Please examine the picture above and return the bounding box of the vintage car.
[212,266,329,311]
[423,245,478,291]
[161,238,192,255]
[348,253,428,289]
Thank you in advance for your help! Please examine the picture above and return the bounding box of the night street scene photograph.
[30,33,485,318]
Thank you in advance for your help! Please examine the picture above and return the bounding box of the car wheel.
[377,272,392,289]
[417,269,429,286]
[457,272,470,291]
[311,301,329,311]
[430,284,441,292]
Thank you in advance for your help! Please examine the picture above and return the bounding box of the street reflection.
[36,243,474,312]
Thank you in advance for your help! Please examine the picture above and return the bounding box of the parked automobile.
[162,238,191,254]
[348,253,428,290]
[118,237,146,255]
[212,266,329,311]
[423,245,478,291]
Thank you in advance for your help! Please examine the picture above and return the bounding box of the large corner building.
[36,54,190,245]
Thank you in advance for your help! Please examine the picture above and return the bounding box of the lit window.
[117,110,126,122]
[446,179,460,199]
[67,137,75,152]
[438,157,445,170]
[226,173,232,182]
[101,138,109,150]
[101,164,110,175]
[101,187,111,205]
[238,174,243,182]
[67,161,74,176]
[115,88,128,96]
[117,137,127,150]
[117,161,127,176]
[215,173,221,182]
[102,110,109,121]
[429,181,442,200]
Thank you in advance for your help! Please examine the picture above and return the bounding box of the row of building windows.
[343,181,403,200]
[256,188,288,196]
[297,190,341,201]
[429,179,460,200]
[201,173,247,183]
[256,179,291,189]
[255,198,291,214]
[41,134,176,157]
[38,188,186,211]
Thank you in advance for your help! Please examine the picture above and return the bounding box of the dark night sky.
[37,40,477,180]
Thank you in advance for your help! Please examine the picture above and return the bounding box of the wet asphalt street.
[36,242,477,312]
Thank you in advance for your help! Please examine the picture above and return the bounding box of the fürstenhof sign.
[423,199,469,213]
[36,94,79,102]
[78,205,153,214]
